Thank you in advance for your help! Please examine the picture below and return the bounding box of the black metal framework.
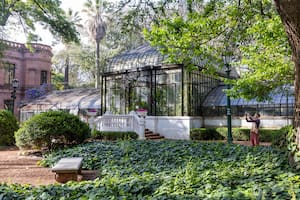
[101,44,222,116]
[202,85,295,117]
[187,71,220,116]
[102,64,219,116]
[154,67,182,116]
[102,44,295,117]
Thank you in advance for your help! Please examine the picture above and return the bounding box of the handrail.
[93,111,145,139]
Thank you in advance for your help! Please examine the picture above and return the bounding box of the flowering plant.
[136,108,148,117]
[25,84,50,99]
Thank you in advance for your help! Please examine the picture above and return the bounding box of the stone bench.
[51,157,83,183]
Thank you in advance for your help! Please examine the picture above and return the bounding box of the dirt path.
[0,148,99,186]
[0,148,56,186]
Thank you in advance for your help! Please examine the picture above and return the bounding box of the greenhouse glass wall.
[202,86,294,117]
[102,44,295,117]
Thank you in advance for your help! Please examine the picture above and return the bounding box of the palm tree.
[63,9,82,89]
[83,0,106,89]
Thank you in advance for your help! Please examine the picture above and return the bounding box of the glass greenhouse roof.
[21,89,101,111]
[104,43,167,73]
[105,44,241,79]
[203,86,295,107]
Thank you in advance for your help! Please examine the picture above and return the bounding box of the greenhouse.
[202,85,294,117]
[20,89,101,122]
[101,44,295,118]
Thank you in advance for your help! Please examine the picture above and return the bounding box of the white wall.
[203,116,293,129]
[145,116,192,140]
[144,116,293,140]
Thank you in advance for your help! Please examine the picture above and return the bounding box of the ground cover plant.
[1,140,300,199]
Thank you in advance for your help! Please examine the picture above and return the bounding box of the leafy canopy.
[0,0,79,44]
[144,0,293,101]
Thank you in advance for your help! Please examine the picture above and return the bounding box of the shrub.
[91,130,138,140]
[190,128,225,140]
[0,110,18,145]
[15,110,90,150]
[259,129,281,142]
[272,125,293,149]
[191,127,279,142]
[215,127,249,141]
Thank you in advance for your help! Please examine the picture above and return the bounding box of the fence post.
[138,117,146,140]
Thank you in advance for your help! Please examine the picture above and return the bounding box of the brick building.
[0,40,52,116]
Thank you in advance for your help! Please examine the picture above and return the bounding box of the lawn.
[1,140,300,199]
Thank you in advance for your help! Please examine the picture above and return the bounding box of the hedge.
[190,127,282,142]
[0,109,19,145]
[15,110,90,150]
[91,130,139,140]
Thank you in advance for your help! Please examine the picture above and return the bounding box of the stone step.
[144,129,164,140]
[144,130,154,134]
[146,135,165,140]
[145,133,161,137]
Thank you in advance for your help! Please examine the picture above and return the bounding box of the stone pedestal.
[55,173,83,183]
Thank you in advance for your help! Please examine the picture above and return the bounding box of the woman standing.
[246,113,261,146]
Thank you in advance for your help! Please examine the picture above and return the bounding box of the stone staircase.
[144,129,165,140]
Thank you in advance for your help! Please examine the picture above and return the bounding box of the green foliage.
[0,110,18,145]
[11,140,298,199]
[15,111,90,150]
[191,127,280,142]
[190,128,225,140]
[272,125,294,149]
[281,125,300,169]
[216,127,250,141]
[227,15,293,101]
[51,71,64,90]
[144,0,292,101]
[0,0,79,44]
[52,43,98,87]
[91,130,138,140]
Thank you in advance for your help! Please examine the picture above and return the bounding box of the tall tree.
[145,0,300,152]
[52,43,97,87]
[145,0,292,98]
[109,0,192,51]
[61,8,83,89]
[83,0,107,89]
[274,1,300,147]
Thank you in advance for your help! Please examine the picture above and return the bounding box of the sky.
[60,0,86,13]
[6,0,87,48]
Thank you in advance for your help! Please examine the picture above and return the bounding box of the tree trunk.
[274,0,300,145]
[95,41,100,89]
[64,56,69,90]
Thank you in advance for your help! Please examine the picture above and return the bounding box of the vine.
[287,126,300,169]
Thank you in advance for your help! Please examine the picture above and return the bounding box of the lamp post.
[222,53,233,144]
[10,79,19,114]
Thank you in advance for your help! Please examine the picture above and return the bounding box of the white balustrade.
[94,111,145,139]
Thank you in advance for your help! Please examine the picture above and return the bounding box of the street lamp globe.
[12,79,19,89]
